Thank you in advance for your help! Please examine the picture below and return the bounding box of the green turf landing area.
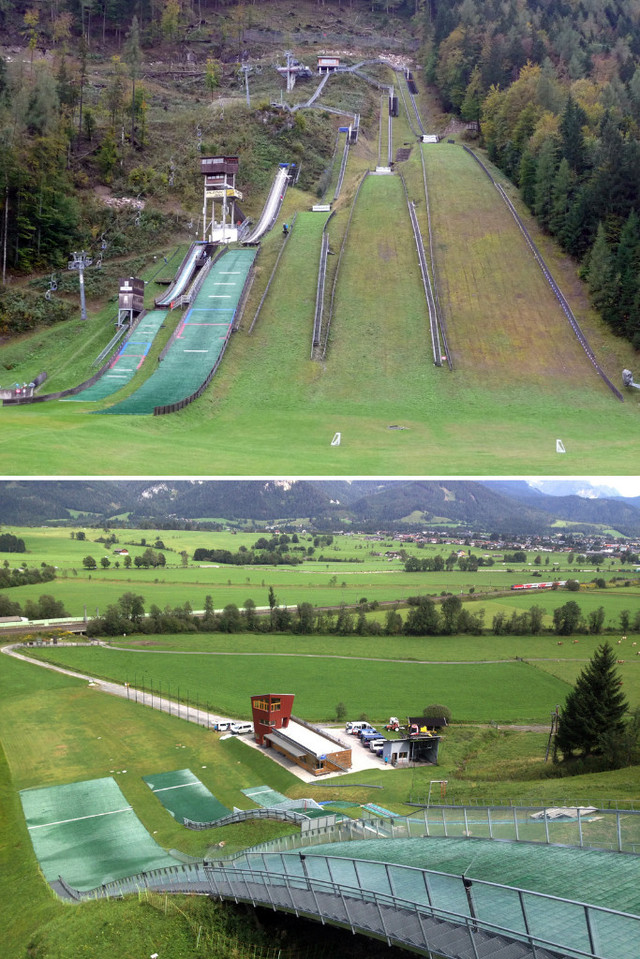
[299,835,640,913]
[20,776,176,890]
[64,309,168,403]
[102,248,256,415]
[143,768,229,824]
[242,785,289,807]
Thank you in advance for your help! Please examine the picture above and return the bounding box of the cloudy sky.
[528,478,640,499]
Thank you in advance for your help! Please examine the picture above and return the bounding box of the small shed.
[381,735,441,767]
[317,56,340,74]
[408,715,448,733]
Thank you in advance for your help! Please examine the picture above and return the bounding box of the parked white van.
[346,721,374,734]
[230,722,253,735]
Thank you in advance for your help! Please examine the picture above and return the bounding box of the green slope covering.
[143,768,229,824]
[65,310,168,403]
[20,776,177,890]
[103,248,256,414]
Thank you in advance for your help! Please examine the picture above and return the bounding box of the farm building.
[251,693,352,776]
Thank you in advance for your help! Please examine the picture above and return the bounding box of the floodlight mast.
[67,250,93,320]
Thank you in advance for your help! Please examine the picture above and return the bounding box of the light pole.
[67,250,93,320]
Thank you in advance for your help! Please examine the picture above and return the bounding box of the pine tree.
[610,209,640,337]
[549,157,573,244]
[519,150,537,209]
[560,95,588,176]
[586,222,615,319]
[534,138,559,230]
[555,642,628,760]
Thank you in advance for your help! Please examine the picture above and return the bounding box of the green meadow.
[4,525,637,618]
[18,643,574,723]
[1,101,640,474]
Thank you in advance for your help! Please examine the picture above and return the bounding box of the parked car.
[360,730,381,744]
[210,720,231,732]
[366,738,387,751]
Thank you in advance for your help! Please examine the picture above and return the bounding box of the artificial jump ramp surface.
[20,776,176,891]
[102,247,256,415]
[64,308,168,403]
[154,241,207,307]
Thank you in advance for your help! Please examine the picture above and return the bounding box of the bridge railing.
[62,851,640,959]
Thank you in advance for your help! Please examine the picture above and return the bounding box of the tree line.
[0,533,26,552]
[425,0,640,349]
[0,564,56,590]
[82,588,637,638]
[0,591,67,620]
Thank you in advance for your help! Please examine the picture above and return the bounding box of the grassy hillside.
[1,18,639,472]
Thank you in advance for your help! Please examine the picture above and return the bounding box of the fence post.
[617,810,623,852]
[584,905,599,956]
[518,890,539,959]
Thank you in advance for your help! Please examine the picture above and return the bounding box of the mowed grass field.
[4,525,637,617]
[2,103,640,472]
[22,643,574,724]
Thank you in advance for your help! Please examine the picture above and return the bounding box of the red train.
[511,581,567,590]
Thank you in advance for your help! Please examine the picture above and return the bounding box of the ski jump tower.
[201,155,242,243]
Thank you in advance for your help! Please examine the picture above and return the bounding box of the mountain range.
[1,480,640,536]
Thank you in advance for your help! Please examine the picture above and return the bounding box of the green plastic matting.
[102,248,256,414]
[64,310,168,402]
[143,768,229,824]
[295,836,640,915]
[20,776,175,891]
[242,785,289,808]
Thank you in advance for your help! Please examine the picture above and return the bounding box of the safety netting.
[102,248,256,414]
[20,776,176,891]
[143,768,229,824]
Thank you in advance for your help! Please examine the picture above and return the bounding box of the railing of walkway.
[418,805,640,854]
[61,851,640,959]
[238,805,640,858]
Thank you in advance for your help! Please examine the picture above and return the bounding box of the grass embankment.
[0,652,299,956]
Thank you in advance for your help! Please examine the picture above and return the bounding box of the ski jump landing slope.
[64,309,168,403]
[243,165,290,244]
[102,248,256,415]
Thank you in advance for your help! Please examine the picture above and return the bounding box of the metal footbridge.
[54,821,640,959]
